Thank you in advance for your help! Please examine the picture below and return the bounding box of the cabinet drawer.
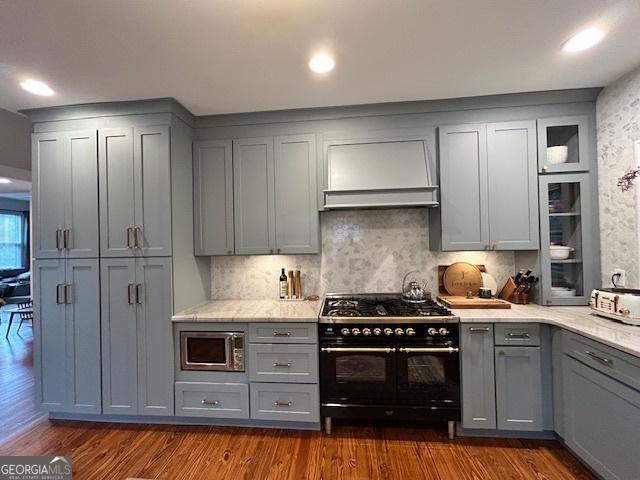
[494,323,540,346]
[249,323,317,344]
[250,383,319,423]
[249,344,318,383]
[563,331,640,391]
[175,382,249,419]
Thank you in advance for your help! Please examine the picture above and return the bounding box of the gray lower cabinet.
[250,383,320,423]
[34,259,101,413]
[563,356,640,480]
[461,324,496,429]
[249,344,318,383]
[99,126,172,258]
[101,257,174,416]
[32,130,99,259]
[248,323,318,344]
[494,346,543,431]
[175,382,249,419]
[193,140,234,255]
[439,121,538,251]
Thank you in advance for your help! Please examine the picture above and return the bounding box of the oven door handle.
[320,347,396,353]
[398,347,459,354]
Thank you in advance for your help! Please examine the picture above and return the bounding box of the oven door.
[320,345,396,404]
[396,344,460,408]
[181,332,238,371]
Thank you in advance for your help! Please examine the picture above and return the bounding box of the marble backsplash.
[211,209,516,300]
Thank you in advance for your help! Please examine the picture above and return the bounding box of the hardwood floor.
[0,314,595,480]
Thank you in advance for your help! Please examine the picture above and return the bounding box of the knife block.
[499,277,530,305]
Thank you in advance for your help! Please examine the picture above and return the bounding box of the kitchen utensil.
[550,245,574,260]
[547,145,568,165]
[401,270,428,303]
[478,287,492,299]
[443,262,483,297]
[481,272,498,295]
[437,295,511,309]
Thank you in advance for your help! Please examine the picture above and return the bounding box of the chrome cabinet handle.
[274,401,292,407]
[277,248,281,254]
[127,284,135,305]
[273,331,291,337]
[469,327,490,333]
[63,229,70,250]
[269,249,274,254]
[56,284,65,304]
[227,250,232,255]
[56,229,63,250]
[273,362,292,368]
[585,350,613,367]
[134,226,142,248]
[135,284,142,304]
[398,347,459,354]
[321,347,396,353]
[201,399,219,406]
[126,227,134,248]
[64,284,72,304]
[507,333,531,339]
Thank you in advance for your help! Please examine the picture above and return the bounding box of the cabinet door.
[32,133,66,259]
[495,346,543,431]
[134,126,172,257]
[65,259,101,413]
[233,137,276,254]
[563,356,640,480]
[439,124,489,251]
[65,131,99,258]
[487,121,539,250]
[274,134,319,253]
[193,140,234,255]
[461,324,496,429]
[101,258,138,414]
[136,257,174,415]
[33,259,67,411]
[538,115,590,173]
[99,128,136,257]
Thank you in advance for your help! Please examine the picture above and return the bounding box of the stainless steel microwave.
[180,331,245,372]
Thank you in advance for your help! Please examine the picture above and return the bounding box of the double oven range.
[319,294,460,438]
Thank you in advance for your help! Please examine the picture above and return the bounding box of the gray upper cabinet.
[274,134,319,254]
[99,126,172,257]
[101,257,174,416]
[461,324,496,429]
[538,115,590,173]
[439,121,538,251]
[34,259,101,413]
[33,131,99,259]
[233,137,276,254]
[193,140,234,255]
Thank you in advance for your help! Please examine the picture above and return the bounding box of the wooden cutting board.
[437,295,512,309]
[442,262,483,296]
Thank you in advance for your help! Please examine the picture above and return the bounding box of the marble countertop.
[172,299,322,323]
[454,304,640,358]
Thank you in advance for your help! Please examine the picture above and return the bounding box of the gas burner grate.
[327,309,361,317]
[329,299,359,308]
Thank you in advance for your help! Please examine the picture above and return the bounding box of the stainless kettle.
[401,270,428,303]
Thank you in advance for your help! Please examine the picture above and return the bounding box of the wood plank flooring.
[0,315,595,480]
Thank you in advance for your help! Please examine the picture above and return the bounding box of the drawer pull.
[273,332,291,337]
[273,362,292,368]
[469,327,490,333]
[274,401,293,407]
[507,333,530,339]
[585,350,613,367]
[201,399,220,406]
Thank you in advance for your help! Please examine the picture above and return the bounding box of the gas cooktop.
[319,293,458,324]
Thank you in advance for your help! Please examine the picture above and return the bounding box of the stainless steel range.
[319,293,460,438]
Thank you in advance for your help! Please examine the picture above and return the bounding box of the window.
[0,212,26,269]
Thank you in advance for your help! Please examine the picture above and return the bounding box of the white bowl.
[552,287,577,297]
[547,146,569,165]
[550,245,574,260]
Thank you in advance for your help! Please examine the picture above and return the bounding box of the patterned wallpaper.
[597,64,640,287]
[211,209,516,300]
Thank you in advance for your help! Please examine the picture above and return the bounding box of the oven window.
[407,355,447,386]
[336,355,386,383]
[186,337,226,364]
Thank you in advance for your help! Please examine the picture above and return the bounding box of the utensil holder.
[499,277,530,305]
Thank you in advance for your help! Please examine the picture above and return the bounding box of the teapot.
[401,270,428,303]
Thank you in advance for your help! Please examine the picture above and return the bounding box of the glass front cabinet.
[537,115,590,173]
[539,173,596,305]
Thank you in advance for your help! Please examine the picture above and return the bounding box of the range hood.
[322,135,439,209]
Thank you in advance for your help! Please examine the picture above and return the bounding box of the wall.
[0,108,31,171]
[597,64,640,287]
[211,208,516,300]
[0,197,29,211]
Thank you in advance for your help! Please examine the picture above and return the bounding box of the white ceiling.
[1,0,640,116]
[0,178,31,198]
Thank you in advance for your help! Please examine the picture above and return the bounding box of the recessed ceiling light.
[563,28,606,53]
[0,178,12,184]
[20,79,55,96]
[308,54,335,74]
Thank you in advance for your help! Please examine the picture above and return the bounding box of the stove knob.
[362,328,372,336]
[439,327,450,336]
[406,327,416,336]
[394,328,404,336]
[351,328,361,336]
[340,328,350,336]
[427,327,438,336]
[384,328,393,336]
[373,327,382,336]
